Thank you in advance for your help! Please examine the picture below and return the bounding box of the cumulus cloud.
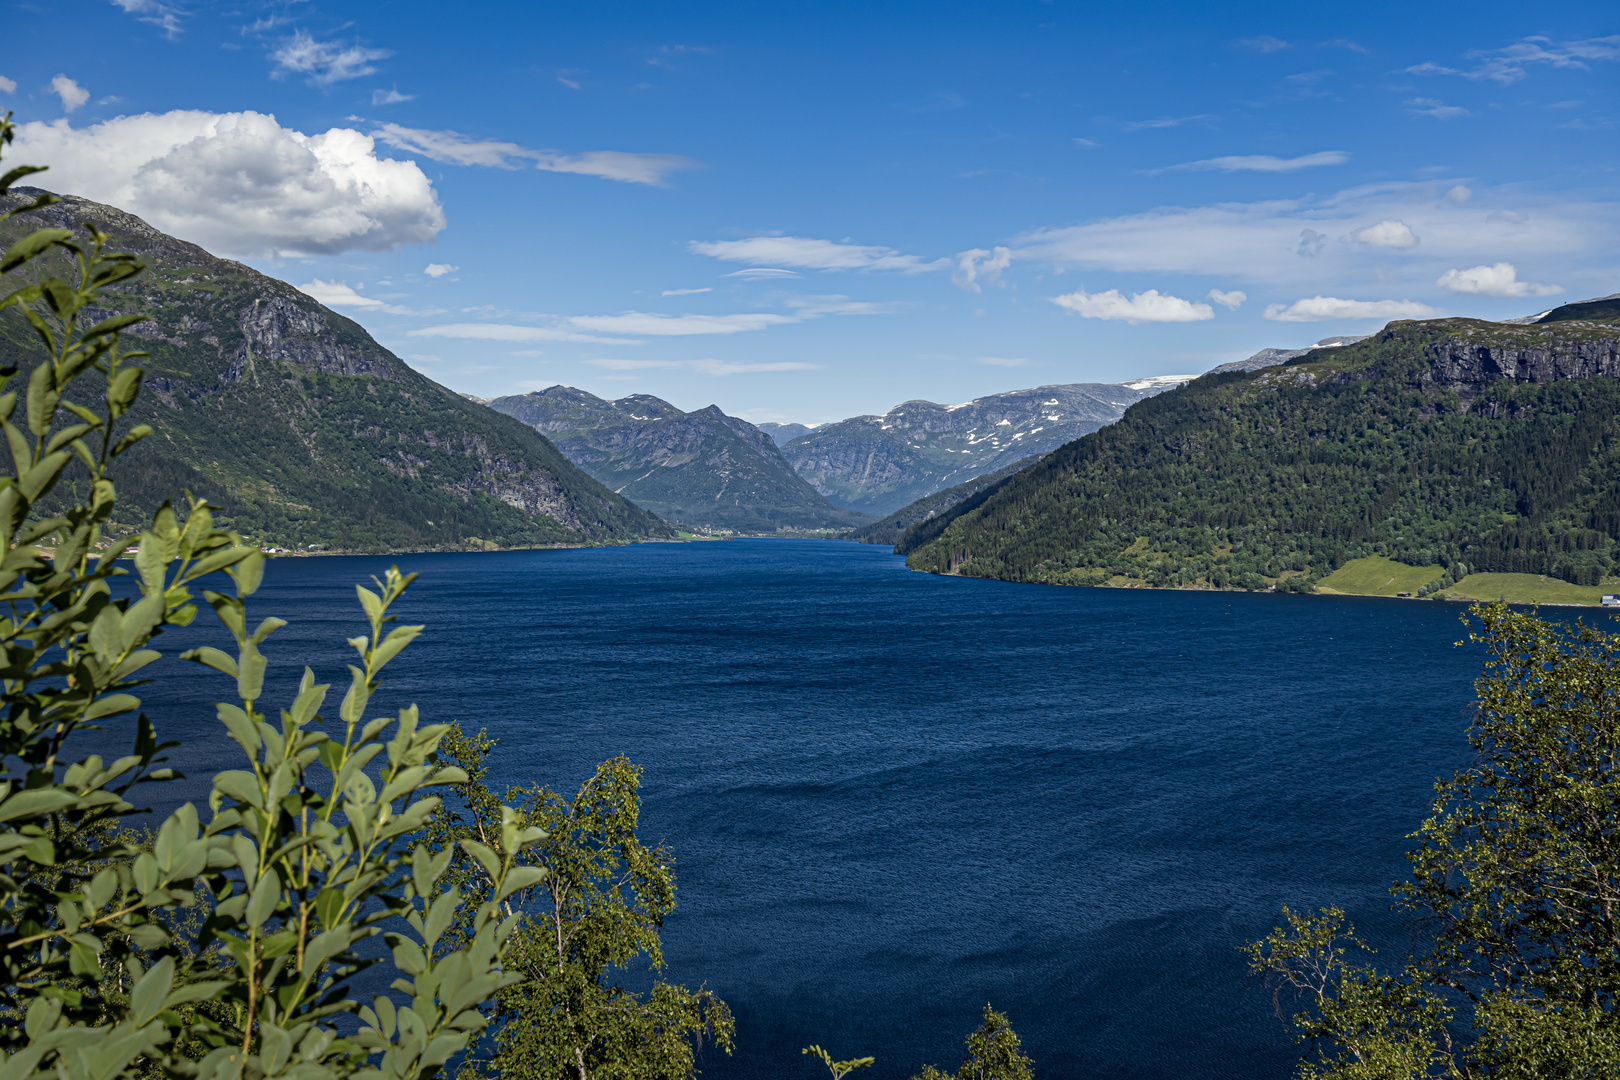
[1263,297,1442,322]
[690,236,947,272]
[0,76,14,94]
[1435,263,1562,297]
[110,0,183,36]
[1407,97,1469,120]
[13,112,445,257]
[14,112,443,257]
[953,246,1011,292]
[1408,36,1620,86]
[1208,289,1247,309]
[51,76,89,113]
[371,124,695,185]
[423,263,457,278]
[1051,288,1215,324]
[1350,220,1418,248]
[408,323,635,345]
[272,31,390,87]
[1163,151,1348,173]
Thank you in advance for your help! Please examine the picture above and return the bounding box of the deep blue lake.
[128,539,1501,1080]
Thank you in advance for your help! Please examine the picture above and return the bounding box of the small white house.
[1603,594,1620,607]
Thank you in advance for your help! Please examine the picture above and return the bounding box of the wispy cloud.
[662,287,712,296]
[723,268,800,279]
[1052,288,1215,323]
[372,88,412,105]
[1208,289,1247,309]
[110,0,184,37]
[296,280,442,317]
[979,357,1030,367]
[690,236,946,272]
[1235,36,1291,53]
[1160,150,1349,173]
[1406,97,1469,120]
[371,123,696,185]
[1407,35,1620,86]
[591,358,815,376]
[1121,114,1217,131]
[1435,263,1561,298]
[953,246,1011,292]
[407,323,637,345]
[569,312,800,336]
[272,31,390,87]
[1263,296,1441,322]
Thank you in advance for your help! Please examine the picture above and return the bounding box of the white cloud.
[1350,220,1418,248]
[1435,263,1561,297]
[1408,36,1620,86]
[1407,97,1469,120]
[784,294,892,316]
[953,246,1011,292]
[13,111,444,257]
[568,312,800,336]
[0,76,14,94]
[1263,296,1442,322]
[590,358,816,376]
[979,357,1030,367]
[372,88,413,105]
[690,235,946,272]
[295,279,440,316]
[1122,114,1217,131]
[408,323,636,344]
[1235,36,1291,53]
[423,263,458,278]
[1012,183,1610,287]
[1164,151,1349,173]
[1446,185,1472,204]
[110,0,183,36]
[51,76,89,113]
[1208,289,1247,309]
[272,31,390,87]
[662,287,712,296]
[371,124,696,185]
[723,267,799,279]
[1051,288,1215,323]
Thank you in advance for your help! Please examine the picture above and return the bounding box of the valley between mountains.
[3,191,1617,604]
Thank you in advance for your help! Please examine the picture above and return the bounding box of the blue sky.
[6,1,1618,424]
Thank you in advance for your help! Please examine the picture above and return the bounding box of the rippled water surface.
[132,539,1496,1080]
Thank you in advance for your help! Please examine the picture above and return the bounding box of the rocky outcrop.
[236,296,402,379]
[1423,338,1620,399]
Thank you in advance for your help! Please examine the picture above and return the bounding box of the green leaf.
[0,227,72,273]
[459,839,503,884]
[129,956,175,1025]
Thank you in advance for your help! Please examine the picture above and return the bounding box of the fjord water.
[137,540,1491,1080]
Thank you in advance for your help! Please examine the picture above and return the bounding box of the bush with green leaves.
[1246,602,1620,1079]
[0,114,545,1080]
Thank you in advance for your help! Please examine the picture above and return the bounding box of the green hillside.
[1316,556,1445,596]
[0,191,675,551]
[852,458,1034,546]
[899,315,1620,593]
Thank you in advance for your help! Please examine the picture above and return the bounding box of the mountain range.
[483,387,865,532]
[777,379,1184,515]
[0,191,674,551]
[895,301,1620,591]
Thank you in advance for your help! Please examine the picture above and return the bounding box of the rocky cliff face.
[485,386,867,531]
[1423,336,1620,399]
[0,191,672,549]
[779,381,1163,516]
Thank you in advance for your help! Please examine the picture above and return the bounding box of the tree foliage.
[0,114,544,1080]
[911,1006,1032,1080]
[427,728,733,1080]
[1247,603,1620,1078]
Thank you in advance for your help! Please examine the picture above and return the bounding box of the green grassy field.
[1316,556,1443,596]
[1447,573,1619,607]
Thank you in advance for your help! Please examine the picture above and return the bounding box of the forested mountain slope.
[780,381,1162,516]
[486,386,868,532]
[899,313,1620,590]
[0,191,674,550]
